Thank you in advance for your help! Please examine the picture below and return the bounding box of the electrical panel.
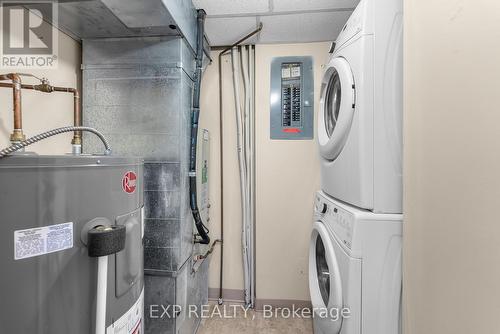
[270,56,314,140]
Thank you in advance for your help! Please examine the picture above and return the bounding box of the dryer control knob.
[320,203,328,214]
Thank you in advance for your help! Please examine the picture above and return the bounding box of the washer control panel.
[315,195,354,250]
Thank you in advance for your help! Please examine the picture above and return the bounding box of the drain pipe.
[190,9,210,245]
[85,220,126,334]
[217,23,263,304]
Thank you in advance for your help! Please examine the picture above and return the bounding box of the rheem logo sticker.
[122,171,137,194]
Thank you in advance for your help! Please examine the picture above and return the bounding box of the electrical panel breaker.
[270,56,314,140]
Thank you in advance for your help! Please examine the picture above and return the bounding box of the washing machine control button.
[320,203,328,214]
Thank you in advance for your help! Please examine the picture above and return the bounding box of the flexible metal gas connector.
[0,126,111,158]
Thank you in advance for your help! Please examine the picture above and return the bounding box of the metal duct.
[22,0,198,51]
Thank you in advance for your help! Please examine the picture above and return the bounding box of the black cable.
[190,9,210,245]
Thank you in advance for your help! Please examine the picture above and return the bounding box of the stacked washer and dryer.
[309,0,403,333]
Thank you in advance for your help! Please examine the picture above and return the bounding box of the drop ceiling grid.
[193,0,359,45]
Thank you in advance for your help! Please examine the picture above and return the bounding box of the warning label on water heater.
[14,222,73,260]
[107,289,144,334]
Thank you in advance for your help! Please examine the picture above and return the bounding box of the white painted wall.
[200,42,330,303]
[0,27,81,154]
[403,0,500,332]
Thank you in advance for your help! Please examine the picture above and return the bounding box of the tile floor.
[197,304,313,334]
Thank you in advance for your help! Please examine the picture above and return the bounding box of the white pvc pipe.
[231,47,251,306]
[239,46,252,306]
[248,45,256,307]
[244,45,253,307]
[96,256,108,334]
[240,46,251,172]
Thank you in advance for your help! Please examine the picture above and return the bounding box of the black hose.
[190,9,210,245]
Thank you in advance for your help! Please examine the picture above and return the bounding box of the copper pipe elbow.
[0,73,25,142]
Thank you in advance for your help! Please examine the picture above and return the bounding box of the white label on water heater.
[14,222,73,260]
[107,289,144,334]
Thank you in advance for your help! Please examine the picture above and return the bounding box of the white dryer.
[309,191,402,334]
[318,0,403,213]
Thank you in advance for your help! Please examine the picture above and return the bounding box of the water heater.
[0,154,144,334]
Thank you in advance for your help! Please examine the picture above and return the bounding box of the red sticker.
[282,128,301,133]
[122,171,137,194]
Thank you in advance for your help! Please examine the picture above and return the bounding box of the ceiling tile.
[193,0,270,16]
[258,11,353,44]
[272,0,359,12]
[204,17,259,46]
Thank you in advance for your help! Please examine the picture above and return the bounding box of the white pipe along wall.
[230,46,251,306]
[200,42,328,306]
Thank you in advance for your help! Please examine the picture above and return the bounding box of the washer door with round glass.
[318,57,356,161]
[309,221,343,333]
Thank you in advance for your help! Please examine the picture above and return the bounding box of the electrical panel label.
[107,289,144,334]
[291,66,301,77]
[281,67,291,78]
[14,222,73,260]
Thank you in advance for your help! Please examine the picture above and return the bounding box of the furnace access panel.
[270,56,314,140]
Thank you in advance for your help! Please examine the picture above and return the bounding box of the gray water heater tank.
[0,154,144,334]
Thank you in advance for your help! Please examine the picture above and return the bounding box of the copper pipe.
[0,78,82,146]
[53,87,81,145]
[0,82,37,90]
[0,73,24,142]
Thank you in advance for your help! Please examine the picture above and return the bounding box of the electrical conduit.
[218,24,262,305]
[247,44,256,307]
[231,47,251,306]
[189,9,210,244]
[0,126,111,158]
[240,45,254,307]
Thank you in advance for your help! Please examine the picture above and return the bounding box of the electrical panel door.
[270,56,314,140]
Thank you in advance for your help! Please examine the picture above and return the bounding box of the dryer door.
[318,57,355,161]
[309,221,343,333]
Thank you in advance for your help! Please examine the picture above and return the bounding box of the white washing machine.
[317,0,403,213]
[309,191,402,334]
